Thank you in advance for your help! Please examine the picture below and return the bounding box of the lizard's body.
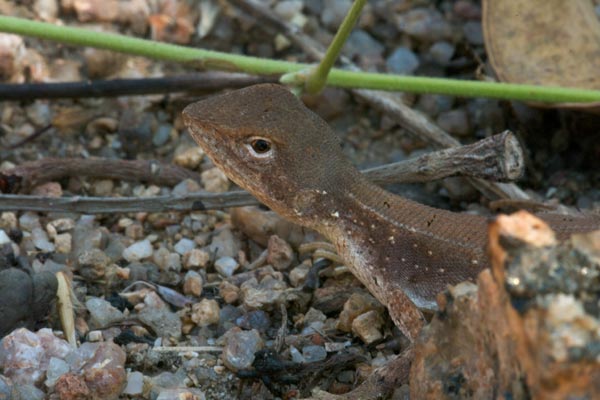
[183,84,600,341]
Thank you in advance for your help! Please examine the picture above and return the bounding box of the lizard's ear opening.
[245,137,274,159]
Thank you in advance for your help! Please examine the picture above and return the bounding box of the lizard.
[182,83,600,396]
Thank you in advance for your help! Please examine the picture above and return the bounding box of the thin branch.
[0,72,275,100]
[1,15,600,103]
[1,158,202,192]
[0,191,258,213]
[0,132,524,213]
[366,130,524,184]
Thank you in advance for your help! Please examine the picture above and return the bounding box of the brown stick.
[1,158,202,192]
[0,191,257,213]
[0,132,523,213]
[367,130,523,184]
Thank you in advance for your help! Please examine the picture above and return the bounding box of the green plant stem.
[305,0,367,94]
[1,15,600,104]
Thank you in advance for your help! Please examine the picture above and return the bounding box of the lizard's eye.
[246,137,273,158]
[251,139,271,153]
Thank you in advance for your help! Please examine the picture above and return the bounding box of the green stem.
[305,0,367,94]
[1,16,600,104]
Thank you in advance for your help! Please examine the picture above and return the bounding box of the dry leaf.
[483,0,600,110]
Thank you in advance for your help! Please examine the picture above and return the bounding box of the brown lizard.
[183,84,600,395]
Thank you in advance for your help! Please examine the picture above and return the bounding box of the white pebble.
[122,239,153,262]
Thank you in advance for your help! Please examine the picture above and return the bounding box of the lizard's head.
[182,84,355,227]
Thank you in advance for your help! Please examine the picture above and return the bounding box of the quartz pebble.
[215,256,239,277]
[208,228,241,259]
[86,298,125,328]
[0,229,11,245]
[137,291,182,338]
[122,239,153,262]
[44,357,70,387]
[32,227,55,252]
[174,238,196,255]
[221,328,264,371]
[123,371,144,396]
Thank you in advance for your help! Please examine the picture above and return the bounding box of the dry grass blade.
[56,271,77,348]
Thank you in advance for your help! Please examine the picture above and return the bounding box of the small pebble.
[137,291,182,338]
[221,328,264,371]
[396,8,453,41]
[191,298,220,327]
[48,218,75,232]
[274,0,303,20]
[208,228,241,259]
[0,229,11,245]
[153,124,173,147]
[337,292,384,332]
[172,178,201,196]
[77,248,111,280]
[267,235,294,270]
[174,238,196,255]
[289,260,311,287]
[343,29,384,60]
[156,388,206,400]
[302,345,327,363]
[321,0,351,29]
[219,280,240,304]
[183,270,203,297]
[201,167,230,193]
[86,298,125,328]
[386,47,419,74]
[429,41,455,65]
[235,310,271,332]
[352,310,384,344]
[32,227,55,252]
[44,357,70,388]
[123,239,153,262]
[183,248,210,269]
[87,330,103,342]
[54,233,72,253]
[290,346,305,363]
[123,371,144,396]
[215,256,239,277]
